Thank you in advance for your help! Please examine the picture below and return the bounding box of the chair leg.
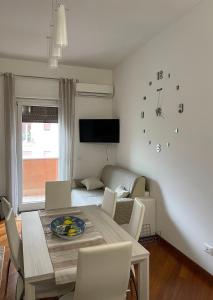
[130,266,138,300]
[4,257,11,296]
[15,274,24,300]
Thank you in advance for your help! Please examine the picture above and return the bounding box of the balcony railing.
[23,158,58,198]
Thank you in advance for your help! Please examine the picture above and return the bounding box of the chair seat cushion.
[15,275,74,300]
[35,279,74,299]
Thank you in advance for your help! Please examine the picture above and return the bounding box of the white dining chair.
[101,187,116,219]
[121,197,145,241]
[60,241,132,300]
[121,197,145,296]
[45,180,72,210]
[1,197,13,296]
[2,197,11,219]
[5,209,74,300]
[4,209,24,300]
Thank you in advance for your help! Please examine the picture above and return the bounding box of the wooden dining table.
[21,205,150,300]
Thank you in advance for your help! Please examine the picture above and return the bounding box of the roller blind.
[22,106,58,123]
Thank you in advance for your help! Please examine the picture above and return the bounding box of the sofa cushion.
[72,188,104,207]
[101,165,140,193]
[81,177,104,191]
[115,185,130,198]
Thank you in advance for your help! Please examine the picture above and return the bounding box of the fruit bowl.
[50,215,86,240]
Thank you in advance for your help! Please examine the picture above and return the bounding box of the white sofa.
[72,165,146,224]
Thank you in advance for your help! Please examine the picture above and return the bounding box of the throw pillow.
[115,185,130,198]
[81,177,104,191]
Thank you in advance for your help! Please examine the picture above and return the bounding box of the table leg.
[25,281,35,300]
[138,257,149,300]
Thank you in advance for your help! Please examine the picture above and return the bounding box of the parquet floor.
[0,219,212,300]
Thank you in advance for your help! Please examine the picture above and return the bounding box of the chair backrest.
[128,198,145,241]
[5,210,23,274]
[101,187,116,218]
[45,181,71,210]
[74,241,132,300]
[1,197,11,219]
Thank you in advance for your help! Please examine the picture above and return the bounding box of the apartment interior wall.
[0,57,114,195]
[0,76,5,195]
[73,95,115,179]
[113,0,213,274]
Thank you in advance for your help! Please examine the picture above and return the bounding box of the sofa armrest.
[130,176,146,198]
[114,198,134,225]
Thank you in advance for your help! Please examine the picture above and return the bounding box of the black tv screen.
[79,119,120,143]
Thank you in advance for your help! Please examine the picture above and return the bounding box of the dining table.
[21,205,150,300]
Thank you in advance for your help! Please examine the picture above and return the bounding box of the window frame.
[17,99,59,212]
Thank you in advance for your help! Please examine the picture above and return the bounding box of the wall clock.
[140,70,184,153]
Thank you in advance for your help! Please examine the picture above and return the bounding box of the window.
[20,105,59,204]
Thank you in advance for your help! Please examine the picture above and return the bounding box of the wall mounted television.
[79,119,120,143]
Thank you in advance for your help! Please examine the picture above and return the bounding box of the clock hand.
[156,88,164,117]
[156,88,162,108]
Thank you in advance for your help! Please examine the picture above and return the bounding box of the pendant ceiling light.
[50,38,62,58]
[48,57,58,68]
[55,4,68,47]
[47,0,68,68]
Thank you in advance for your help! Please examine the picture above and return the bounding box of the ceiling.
[0,0,201,69]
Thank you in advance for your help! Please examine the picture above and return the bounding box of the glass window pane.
[22,106,59,203]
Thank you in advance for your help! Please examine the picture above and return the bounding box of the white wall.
[0,57,112,84]
[73,96,115,179]
[0,76,5,195]
[0,57,113,195]
[113,0,213,274]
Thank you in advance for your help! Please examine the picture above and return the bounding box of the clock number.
[156,144,161,152]
[157,70,163,80]
[174,128,179,134]
[155,107,162,117]
[178,103,184,113]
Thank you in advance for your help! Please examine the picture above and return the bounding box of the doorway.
[18,102,59,210]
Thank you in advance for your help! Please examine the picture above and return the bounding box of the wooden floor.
[144,238,213,300]
[0,220,212,300]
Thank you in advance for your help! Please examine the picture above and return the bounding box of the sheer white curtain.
[4,73,19,214]
[59,79,75,180]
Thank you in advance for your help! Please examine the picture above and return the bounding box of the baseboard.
[139,234,159,244]
[156,235,213,281]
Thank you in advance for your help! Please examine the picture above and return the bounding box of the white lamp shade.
[48,57,58,68]
[52,45,61,57]
[55,4,68,47]
[50,39,62,58]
